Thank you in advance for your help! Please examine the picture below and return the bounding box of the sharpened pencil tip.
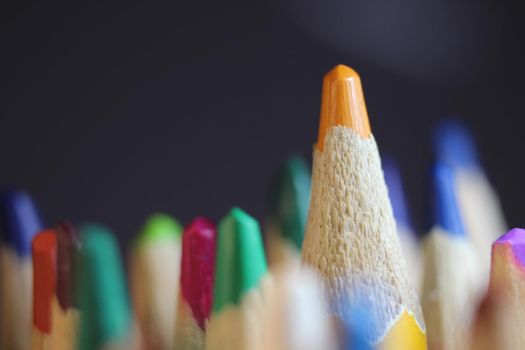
[213,207,267,313]
[317,65,371,150]
[494,228,525,268]
[32,229,57,334]
[430,162,465,236]
[181,217,216,330]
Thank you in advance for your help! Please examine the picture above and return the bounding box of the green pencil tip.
[213,207,267,313]
[135,213,183,247]
[269,155,311,249]
[77,224,131,350]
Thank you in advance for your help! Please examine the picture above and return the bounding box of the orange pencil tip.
[317,65,371,150]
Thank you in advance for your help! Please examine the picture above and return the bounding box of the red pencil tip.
[32,229,57,333]
[181,217,217,329]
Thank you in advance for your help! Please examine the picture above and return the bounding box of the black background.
[1,1,523,249]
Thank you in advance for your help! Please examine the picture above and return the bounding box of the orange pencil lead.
[317,65,371,150]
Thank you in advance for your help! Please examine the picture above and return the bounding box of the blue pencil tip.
[433,119,480,169]
[0,190,43,256]
[382,155,412,231]
[430,162,465,236]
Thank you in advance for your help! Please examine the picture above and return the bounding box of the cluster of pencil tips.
[0,65,521,350]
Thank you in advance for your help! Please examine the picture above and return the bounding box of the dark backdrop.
[1,1,523,248]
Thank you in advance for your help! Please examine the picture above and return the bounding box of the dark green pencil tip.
[269,156,311,249]
[213,207,267,313]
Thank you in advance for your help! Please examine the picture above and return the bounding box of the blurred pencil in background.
[383,155,421,290]
[475,228,525,349]
[421,162,482,350]
[266,155,311,267]
[301,65,426,349]
[77,224,131,350]
[52,222,81,350]
[206,208,269,350]
[433,120,507,285]
[262,265,337,350]
[130,214,183,350]
[0,190,43,350]
[174,217,216,350]
[31,229,56,350]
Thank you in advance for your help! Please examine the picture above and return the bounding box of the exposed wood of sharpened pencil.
[301,64,426,349]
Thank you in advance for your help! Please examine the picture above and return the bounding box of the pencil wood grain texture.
[301,65,426,349]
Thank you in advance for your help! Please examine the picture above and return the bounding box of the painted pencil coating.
[56,221,80,310]
[180,217,216,329]
[32,229,57,334]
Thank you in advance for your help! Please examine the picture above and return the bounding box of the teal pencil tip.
[78,224,131,350]
[213,207,267,313]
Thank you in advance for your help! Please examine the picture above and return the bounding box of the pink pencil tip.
[181,217,217,329]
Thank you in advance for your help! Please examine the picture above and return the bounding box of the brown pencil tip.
[56,221,80,310]
[317,65,371,150]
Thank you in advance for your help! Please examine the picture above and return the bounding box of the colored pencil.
[205,207,268,350]
[0,190,43,350]
[301,64,426,349]
[262,265,337,350]
[421,162,482,350]
[174,217,216,350]
[266,155,311,266]
[52,221,81,350]
[130,213,183,350]
[31,229,57,350]
[433,119,507,284]
[383,155,421,290]
[469,292,503,350]
[77,224,131,350]
[485,228,525,348]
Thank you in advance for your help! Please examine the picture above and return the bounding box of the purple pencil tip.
[495,228,525,268]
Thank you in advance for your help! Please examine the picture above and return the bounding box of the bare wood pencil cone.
[301,65,426,349]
